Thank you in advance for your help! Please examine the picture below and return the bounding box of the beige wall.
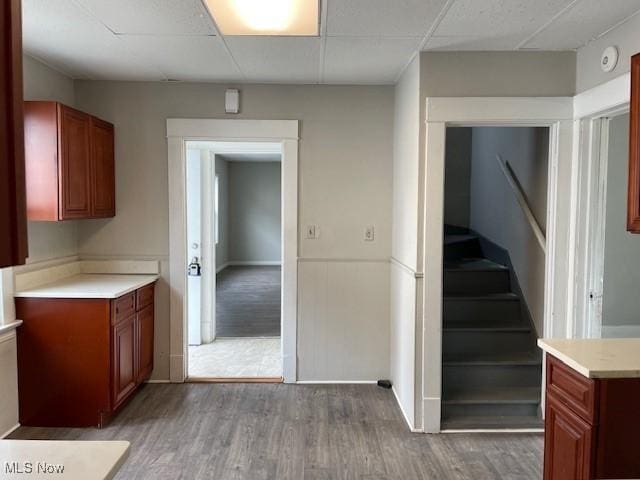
[228,161,281,263]
[420,51,576,97]
[576,15,640,93]
[23,56,79,263]
[74,81,394,381]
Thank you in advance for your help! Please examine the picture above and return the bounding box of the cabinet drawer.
[136,284,154,311]
[547,355,597,423]
[113,292,135,324]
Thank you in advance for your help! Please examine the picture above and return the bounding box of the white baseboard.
[392,386,422,433]
[145,379,171,384]
[216,262,230,273]
[1,423,20,439]
[296,380,377,384]
[228,261,282,266]
[601,325,640,338]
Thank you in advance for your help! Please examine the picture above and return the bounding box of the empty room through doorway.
[186,141,283,380]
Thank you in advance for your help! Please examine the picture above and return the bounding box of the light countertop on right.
[538,338,640,379]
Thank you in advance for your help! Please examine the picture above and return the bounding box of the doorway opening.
[441,126,550,430]
[185,141,283,380]
[578,112,639,339]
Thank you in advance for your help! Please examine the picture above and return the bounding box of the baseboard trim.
[392,386,422,433]
[296,380,377,384]
[441,428,544,434]
[601,325,640,338]
[187,377,283,384]
[145,379,171,384]
[227,261,282,266]
[216,262,230,273]
[1,423,20,439]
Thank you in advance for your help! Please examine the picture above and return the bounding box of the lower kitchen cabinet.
[543,354,640,480]
[16,282,155,428]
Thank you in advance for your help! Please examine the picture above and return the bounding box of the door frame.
[167,119,299,383]
[421,97,573,432]
[568,73,631,339]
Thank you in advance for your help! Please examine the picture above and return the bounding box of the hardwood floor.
[216,266,281,337]
[10,384,543,479]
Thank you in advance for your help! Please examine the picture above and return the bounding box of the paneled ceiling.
[22,0,640,84]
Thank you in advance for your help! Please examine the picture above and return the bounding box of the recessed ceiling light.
[204,0,319,36]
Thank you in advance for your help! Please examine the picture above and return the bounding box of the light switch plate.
[365,226,375,241]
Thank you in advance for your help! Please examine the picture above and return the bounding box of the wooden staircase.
[441,226,543,430]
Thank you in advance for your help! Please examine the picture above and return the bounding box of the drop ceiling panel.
[225,37,321,83]
[323,37,419,84]
[524,0,640,50]
[326,0,449,36]
[424,34,529,51]
[117,35,241,81]
[434,0,574,48]
[72,0,216,35]
[23,0,164,80]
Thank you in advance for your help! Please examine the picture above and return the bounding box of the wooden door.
[58,105,91,219]
[0,0,28,267]
[136,304,154,383]
[90,117,115,217]
[544,396,594,480]
[112,315,137,408]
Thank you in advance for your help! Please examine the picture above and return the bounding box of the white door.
[186,149,202,345]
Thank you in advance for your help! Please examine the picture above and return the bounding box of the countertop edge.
[538,341,593,378]
[13,275,159,299]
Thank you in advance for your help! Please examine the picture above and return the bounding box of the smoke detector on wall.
[601,46,619,73]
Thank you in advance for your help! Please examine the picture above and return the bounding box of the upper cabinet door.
[0,0,28,267]
[627,53,640,232]
[58,105,92,219]
[90,117,115,217]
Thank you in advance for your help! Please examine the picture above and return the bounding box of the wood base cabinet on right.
[543,355,640,479]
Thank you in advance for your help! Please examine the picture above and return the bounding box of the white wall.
[576,14,640,93]
[444,128,472,228]
[228,161,281,263]
[23,55,78,263]
[215,156,229,269]
[469,127,549,334]
[74,81,394,381]
[390,56,421,429]
[602,114,640,330]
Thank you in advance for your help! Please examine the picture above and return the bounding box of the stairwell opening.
[441,126,550,430]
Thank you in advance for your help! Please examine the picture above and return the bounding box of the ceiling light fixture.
[204,0,319,36]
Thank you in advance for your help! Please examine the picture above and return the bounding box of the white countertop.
[14,274,158,299]
[538,338,640,379]
[0,440,129,479]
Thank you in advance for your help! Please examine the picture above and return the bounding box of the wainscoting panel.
[0,331,19,437]
[390,261,418,430]
[298,260,390,382]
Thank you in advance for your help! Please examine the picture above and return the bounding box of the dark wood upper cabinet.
[24,101,115,221]
[0,0,28,267]
[627,53,640,232]
[90,117,116,218]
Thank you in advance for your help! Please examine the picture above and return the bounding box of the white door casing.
[421,97,573,433]
[167,119,299,383]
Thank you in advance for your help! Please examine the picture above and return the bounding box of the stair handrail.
[495,154,546,253]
